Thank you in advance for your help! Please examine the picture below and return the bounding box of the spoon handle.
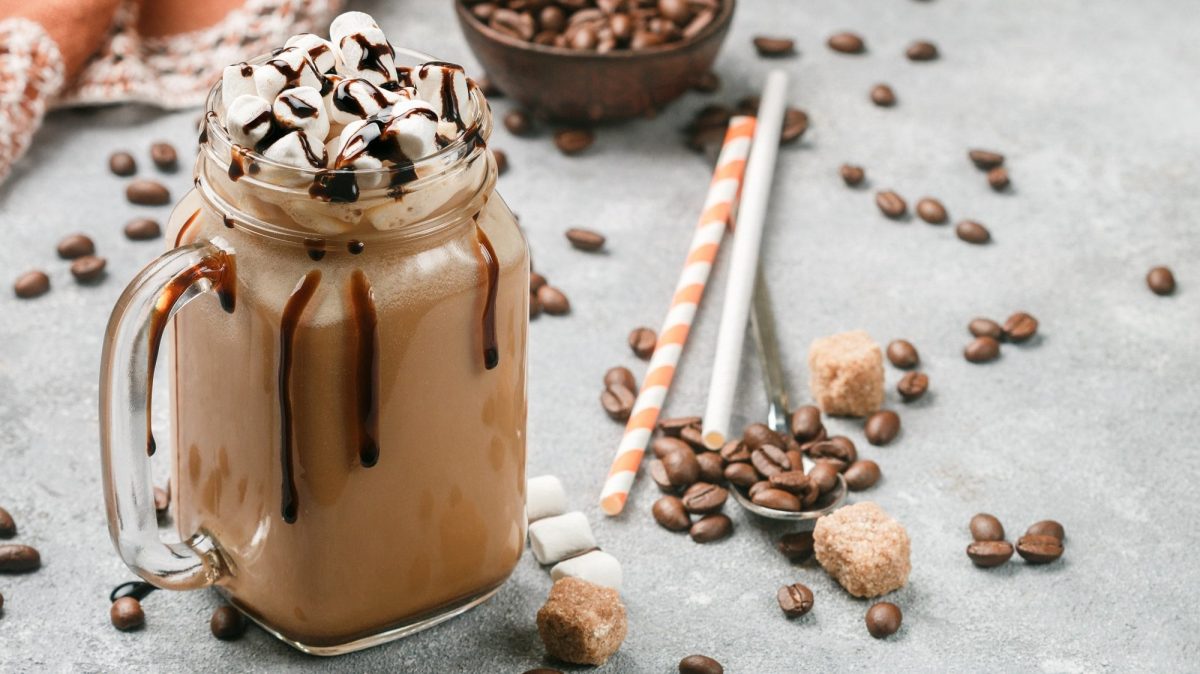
[749,266,791,437]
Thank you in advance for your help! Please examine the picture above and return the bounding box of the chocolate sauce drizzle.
[345,33,395,78]
[278,270,322,523]
[308,109,434,202]
[279,90,319,118]
[474,219,500,370]
[331,78,391,119]
[419,61,468,132]
[347,240,365,255]
[349,270,380,467]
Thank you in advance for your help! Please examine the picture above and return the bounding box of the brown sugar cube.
[808,330,885,416]
[814,501,911,598]
[537,577,627,666]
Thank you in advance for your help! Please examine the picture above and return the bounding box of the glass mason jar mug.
[99,53,528,655]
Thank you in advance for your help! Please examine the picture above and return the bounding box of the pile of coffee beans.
[648,417,732,543]
[530,269,571,318]
[464,0,725,52]
[966,513,1064,567]
[963,311,1038,363]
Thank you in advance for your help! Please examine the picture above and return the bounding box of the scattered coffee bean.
[126,179,170,206]
[628,326,657,359]
[864,410,900,446]
[827,31,865,54]
[777,531,814,561]
[844,460,881,490]
[865,602,902,638]
[530,271,547,292]
[56,233,96,259]
[955,220,991,244]
[886,339,919,368]
[150,141,178,171]
[905,40,938,61]
[0,544,40,573]
[743,423,784,451]
[807,462,840,494]
[1016,534,1064,564]
[753,36,795,57]
[492,149,509,175]
[652,436,692,459]
[604,366,637,392]
[70,255,107,284]
[124,218,162,241]
[875,190,907,218]
[652,496,691,531]
[964,336,1000,363]
[601,383,635,421]
[0,508,14,538]
[13,270,50,299]
[870,84,896,107]
[777,582,814,617]
[969,513,1005,541]
[565,227,605,251]
[1147,266,1176,295]
[476,75,503,98]
[840,164,865,187]
[504,110,533,136]
[723,461,757,488]
[662,448,701,487]
[915,198,947,224]
[110,596,145,631]
[682,482,727,515]
[537,285,570,314]
[554,128,594,155]
[987,166,1010,190]
[695,451,725,483]
[659,415,702,437]
[791,405,824,442]
[692,71,720,93]
[968,149,1004,170]
[781,107,809,144]
[968,317,1004,340]
[1026,519,1065,541]
[896,371,928,401]
[210,605,247,640]
[1003,312,1038,342]
[751,488,801,512]
[967,540,1014,568]
[679,654,724,674]
[109,151,137,176]
[689,513,732,543]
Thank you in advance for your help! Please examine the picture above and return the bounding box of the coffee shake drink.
[100,12,527,654]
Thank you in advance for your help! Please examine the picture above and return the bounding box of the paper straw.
[701,70,790,450]
[598,116,757,517]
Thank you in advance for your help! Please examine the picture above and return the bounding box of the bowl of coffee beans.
[456,0,735,122]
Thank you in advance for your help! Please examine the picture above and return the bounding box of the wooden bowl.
[456,1,736,123]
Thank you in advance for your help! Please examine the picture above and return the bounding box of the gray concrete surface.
[2,0,1199,671]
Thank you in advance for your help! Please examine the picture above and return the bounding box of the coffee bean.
[604,366,637,392]
[1146,266,1176,295]
[565,227,605,252]
[70,255,107,283]
[490,9,536,41]
[659,0,692,25]
[659,415,701,437]
[969,513,1005,541]
[110,596,145,631]
[968,317,1004,340]
[876,190,907,218]
[840,164,865,187]
[719,439,751,463]
[13,270,50,299]
[1016,534,1064,564]
[662,448,701,487]
[477,75,503,98]
[968,149,1004,170]
[126,179,171,205]
[966,540,1014,568]
[692,71,720,93]
[0,507,14,538]
[955,220,991,244]
[753,36,795,57]
[210,605,246,640]
[124,218,162,241]
[964,336,1001,363]
[776,582,814,617]
[652,495,691,531]
[778,108,809,145]
[682,482,727,514]
[864,410,900,446]
[109,151,137,176]
[747,480,771,500]
[504,110,533,136]
[150,141,178,171]
[492,149,509,175]
[865,602,902,638]
[553,128,594,155]
[777,531,814,561]
[628,327,657,359]
[827,31,865,54]
[743,423,784,451]
[844,460,881,490]
[886,339,919,368]
[679,654,724,674]
[807,439,855,471]
[751,445,791,477]
[529,289,543,317]
[695,451,725,483]
[790,405,824,443]
[870,84,896,107]
[649,459,674,492]
[897,372,929,401]
[537,285,570,314]
[1003,312,1038,342]
[530,271,547,292]
[723,462,758,488]
[808,461,840,494]
[905,40,938,61]
[0,544,39,573]
[689,513,732,543]
[751,488,801,512]
[1026,520,1065,541]
[652,436,691,459]
[601,383,635,421]
[56,233,96,259]
[915,198,947,224]
[987,167,1010,190]
[679,425,706,450]
[768,470,813,494]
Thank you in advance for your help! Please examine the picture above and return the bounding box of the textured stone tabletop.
[1,0,1198,671]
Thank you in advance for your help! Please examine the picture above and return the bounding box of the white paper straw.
[701,69,789,449]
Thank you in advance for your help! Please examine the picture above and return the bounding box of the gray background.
[1,0,1198,671]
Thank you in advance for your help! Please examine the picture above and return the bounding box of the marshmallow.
[279,198,365,235]
[527,476,568,523]
[550,551,622,591]
[274,86,330,142]
[328,78,399,126]
[378,100,440,161]
[224,94,273,148]
[331,12,397,87]
[284,32,337,73]
[263,130,326,170]
[413,61,472,140]
[528,512,596,565]
[222,64,258,111]
[254,47,324,102]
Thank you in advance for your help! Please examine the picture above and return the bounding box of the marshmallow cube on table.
[550,550,622,591]
[526,475,567,523]
[528,512,596,565]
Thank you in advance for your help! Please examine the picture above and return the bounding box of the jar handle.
[99,238,236,590]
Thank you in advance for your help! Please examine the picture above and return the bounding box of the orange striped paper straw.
[599,116,756,516]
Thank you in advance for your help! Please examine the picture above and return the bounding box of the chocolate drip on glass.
[278,270,322,523]
[304,238,326,261]
[349,270,380,467]
[474,220,500,370]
